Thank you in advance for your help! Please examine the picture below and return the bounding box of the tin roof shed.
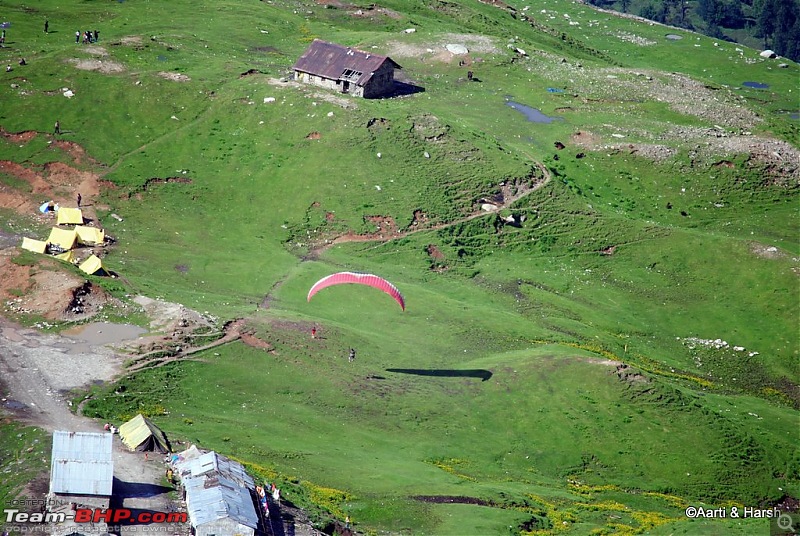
[292,39,401,87]
[175,451,254,488]
[50,431,114,496]
[183,473,258,531]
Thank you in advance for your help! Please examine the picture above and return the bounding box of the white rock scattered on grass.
[170,115,179,120]
[376,152,381,158]
[327,111,334,117]
[63,89,74,98]
[375,185,381,191]
[403,28,416,33]
[264,97,276,103]
[424,151,430,158]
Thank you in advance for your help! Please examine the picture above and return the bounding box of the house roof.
[174,451,254,488]
[50,431,114,496]
[292,39,401,86]
[183,473,258,530]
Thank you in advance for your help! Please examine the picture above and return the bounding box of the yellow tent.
[79,254,104,275]
[119,414,171,453]
[75,225,105,246]
[47,228,77,250]
[54,250,76,263]
[21,237,47,254]
[57,207,83,225]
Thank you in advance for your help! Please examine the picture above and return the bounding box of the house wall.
[295,71,340,92]
[195,518,255,536]
[362,63,396,98]
[295,64,397,98]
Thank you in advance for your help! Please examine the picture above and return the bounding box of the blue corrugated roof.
[175,451,254,488]
[50,431,113,496]
[183,473,258,529]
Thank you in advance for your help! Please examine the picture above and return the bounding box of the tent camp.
[118,414,171,453]
[47,227,78,250]
[57,207,84,225]
[21,237,47,254]
[75,225,105,246]
[54,250,76,263]
[79,254,105,275]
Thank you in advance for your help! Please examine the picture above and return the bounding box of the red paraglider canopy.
[307,272,405,311]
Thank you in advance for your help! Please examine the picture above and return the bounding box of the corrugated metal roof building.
[174,451,254,488]
[183,473,258,536]
[49,431,113,497]
[293,39,401,98]
[174,450,260,535]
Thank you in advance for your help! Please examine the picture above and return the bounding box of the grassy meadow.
[0,0,798,533]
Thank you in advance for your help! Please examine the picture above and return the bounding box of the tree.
[758,0,778,46]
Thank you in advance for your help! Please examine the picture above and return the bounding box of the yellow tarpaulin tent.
[75,225,105,246]
[119,414,171,453]
[47,228,77,250]
[56,207,83,225]
[21,237,47,254]
[79,254,104,275]
[54,250,76,263]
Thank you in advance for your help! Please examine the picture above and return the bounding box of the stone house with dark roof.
[292,39,401,98]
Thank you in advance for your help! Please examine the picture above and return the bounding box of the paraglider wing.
[307,272,405,311]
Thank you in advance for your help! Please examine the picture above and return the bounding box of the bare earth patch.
[70,58,126,74]
[159,71,191,82]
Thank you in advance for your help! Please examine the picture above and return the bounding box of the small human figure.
[75,31,80,44]
[18,58,26,66]
[348,348,356,362]
[54,120,61,135]
[93,30,99,42]
[311,326,317,339]
[76,192,82,207]
[44,20,49,33]
[103,423,110,431]
[467,70,474,81]
[345,515,351,529]
[5,65,11,72]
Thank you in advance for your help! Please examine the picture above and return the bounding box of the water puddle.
[59,322,147,354]
[3,399,27,410]
[505,100,563,124]
[665,34,683,40]
[742,81,769,89]
[546,87,564,93]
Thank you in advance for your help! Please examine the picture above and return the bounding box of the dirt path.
[0,316,189,535]
[309,160,552,257]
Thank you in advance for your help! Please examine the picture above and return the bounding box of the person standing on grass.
[44,20,48,33]
[75,31,80,44]
[311,326,317,339]
[54,120,60,135]
[348,348,356,362]
[76,192,82,207]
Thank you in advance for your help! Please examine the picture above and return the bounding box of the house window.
[341,69,362,82]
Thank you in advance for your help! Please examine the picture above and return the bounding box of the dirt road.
[0,317,189,535]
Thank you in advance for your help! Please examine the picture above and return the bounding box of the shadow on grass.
[386,368,493,381]
[379,80,425,98]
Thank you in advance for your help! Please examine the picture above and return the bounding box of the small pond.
[505,100,563,124]
[742,81,770,89]
[665,34,683,40]
[61,322,146,347]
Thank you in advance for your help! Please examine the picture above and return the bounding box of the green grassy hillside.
[0,0,797,533]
